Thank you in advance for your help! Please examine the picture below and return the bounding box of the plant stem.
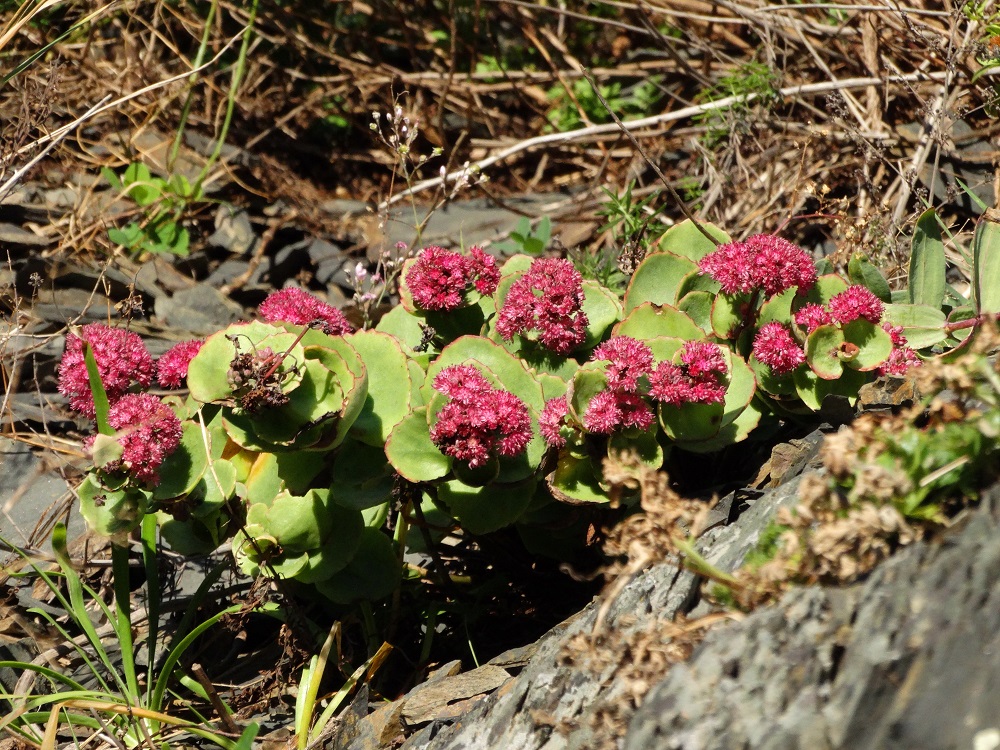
[140,514,159,705]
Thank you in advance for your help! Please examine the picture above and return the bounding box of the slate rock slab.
[626,482,1000,750]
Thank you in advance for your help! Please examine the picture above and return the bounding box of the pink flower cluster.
[698,234,817,296]
[258,287,353,336]
[539,396,571,448]
[496,258,588,355]
[405,246,500,311]
[753,322,806,375]
[157,339,204,389]
[58,324,155,418]
[647,341,729,407]
[99,393,182,486]
[877,323,921,376]
[429,364,532,468]
[793,285,884,333]
[570,337,728,437]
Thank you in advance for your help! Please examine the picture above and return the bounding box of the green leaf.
[385,408,451,482]
[547,454,608,504]
[841,319,893,371]
[908,208,946,309]
[848,252,891,303]
[973,208,1000,315]
[883,303,948,350]
[616,302,704,341]
[315,528,399,603]
[331,439,396,510]
[346,331,412,446]
[438,477,536,534]
[567,364,608,425]
[678,291,713,332]
[659,400,725,442]
[804,324,845,380]
[108,223,144,249]
[82,342,112,436]
[153,421,210,499]
[654,219,729,262]
[77,475,145,538]
[581,280,623,348]
[799,274,849,307]
[678,398,763,454]
[710,293,746,340]
[623,251,698,312]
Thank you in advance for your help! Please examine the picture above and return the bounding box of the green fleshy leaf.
[438,477,536,534]
[547,454,608,504]
[581,280,624,348]
[244,450,328,505]
[973,208,1000,315]
[293,505,365,583]
[710,293,747,340]
[375,305,427,352]
[842,319,893,371]
[659,400,725,442]
[315,528,399,604]
[78,475,146,538]
[909,209,946,309]
[799,274,849,308]
[677,291,714,333]
[616,302,704,341]
[679,398,763,454]
[654,219,729,261]
[749,354,796,396]
[331,439,396,510]
[805,324,845,380]
[848,252,891,302]
[609,426,663,468]
[567,364,609,425]
[385,407,451,482]
[623,251,698,312]
[883,303,948,350]
[195,458,237,516]
[793,365,868,411]
[347,330,412,446]
[758,288,795,326]
[153,419,211,500]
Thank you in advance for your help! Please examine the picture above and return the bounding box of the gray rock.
[208,207,257,255]
[0,222,50,247]
[154,284,244,335]
[626,483,1000,750]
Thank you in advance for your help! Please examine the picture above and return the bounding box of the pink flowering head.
[743,234,817,296]
[753,322,806,375]
[698,235,815,297]
[58,324,155,418]
[429,365,532,468]
[469,246,500,296]
[698,241,756,295]
[495,258,588,355]
[794,303,832,333]
[406,246,472,311]
[99,393,182,486]
[679,341,727,380]
[877,346,921,376]
[647,362,691,405]
[827,285,883,325]
[592,336,654,392]
[157,339,204,389]
[583,390,623,434]
[258,288,353,336]
[616,392,655,430]
[881,322,907,347]
[539,396,570,448]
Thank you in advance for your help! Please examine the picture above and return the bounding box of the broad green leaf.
[973,208,1000,315]
[679,398,763,454]
[678,291,713,333]
[841,319,893,371]
[616,302,704,341]
[908,209,946,308]
[710,293,745,340]
[654,219,729,261]
[581,280,623,348]
[316,528,399,603]
[659,400,725,442]
[547,454,608,504]
[804,324,845,380]
[438,477,536,534]
[623,251,698,312]
[384,408,451,482]
[347,331,412,445]
[883,303,948,350]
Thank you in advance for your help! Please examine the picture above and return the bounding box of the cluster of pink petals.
[592,336,654,392]
[647,341,728,406]
[877,323,921,376]
[405,246,500,311]
[258,287,354,335]
[496,258,588,355]
[753,322,806,375]
[698,234,817,296]
[157,339,204,389]
[58,324,155,418]
[584,391,654,434]
[99,393,182,486]
[793,303,833,333]
[539,396,570,447]
[429,364,532,468]
[827,285,883,325]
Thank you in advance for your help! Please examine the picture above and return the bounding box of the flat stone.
[208,207,257,255]
[0,223,50,247]
[154,283,245,335]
